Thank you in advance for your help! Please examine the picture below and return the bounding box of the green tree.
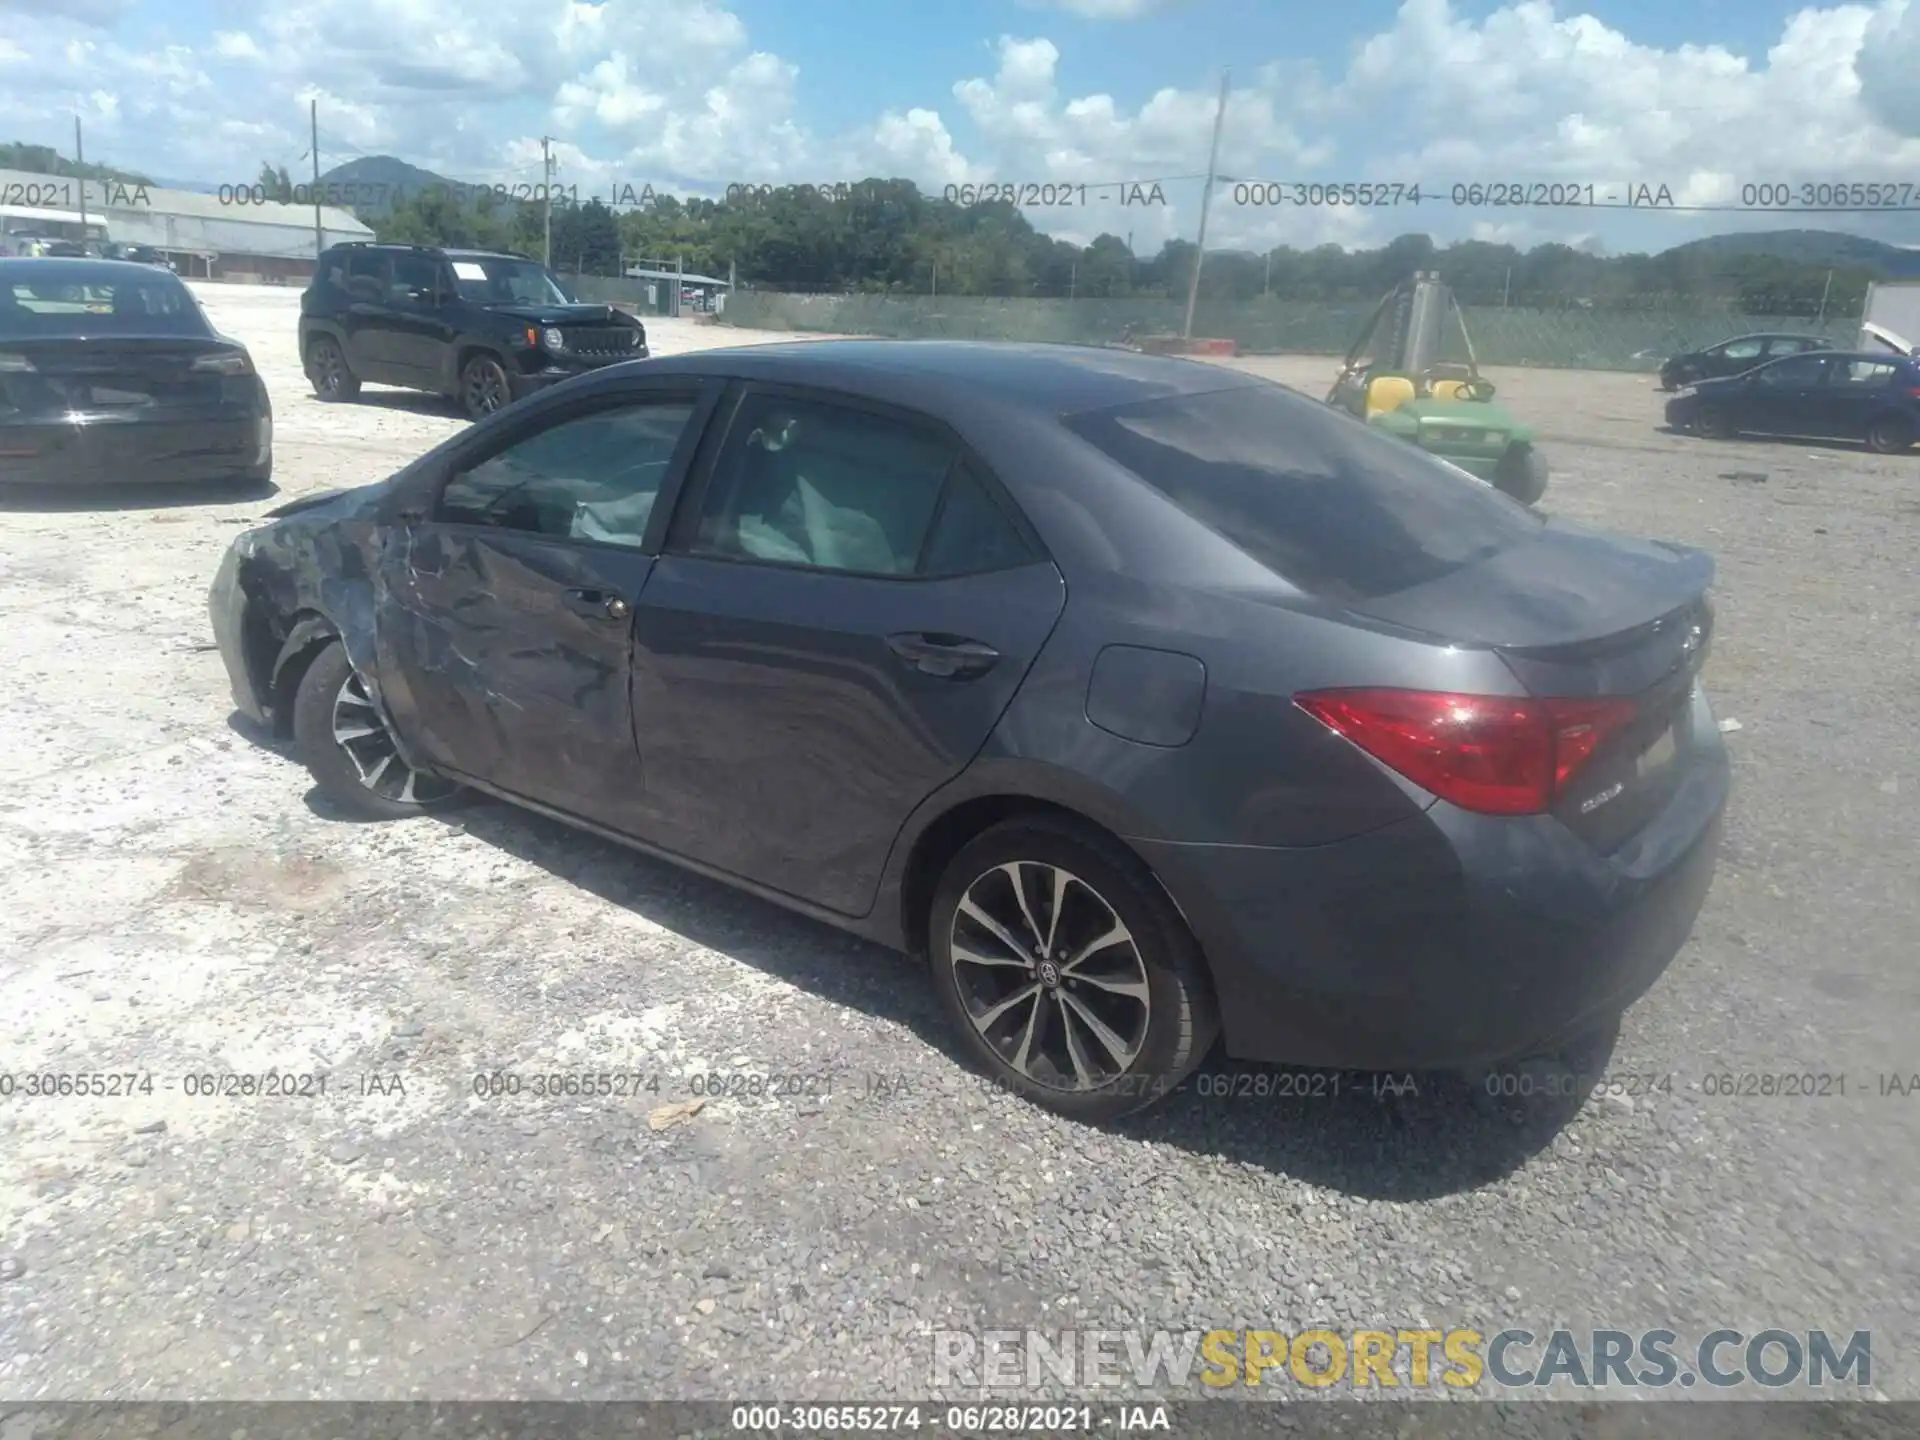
[256,162,294,201]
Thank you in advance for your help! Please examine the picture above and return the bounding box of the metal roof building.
[0,167,373,280]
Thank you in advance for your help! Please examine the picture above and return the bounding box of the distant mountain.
[1660,229,1920,278]
[317,155,458,214]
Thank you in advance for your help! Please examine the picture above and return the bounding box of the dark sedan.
[1665,349,1920,453]
[1658,332,1830,390]
[209,341,1728,1120]
[1,258,270,487]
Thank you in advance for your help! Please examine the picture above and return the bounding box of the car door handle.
[563,588,630,620]
[886,632,1000,679]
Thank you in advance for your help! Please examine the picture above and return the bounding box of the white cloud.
[2,0,1918,255]
[211,31,262,60]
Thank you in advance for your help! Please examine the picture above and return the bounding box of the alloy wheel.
[947,861,1152,1092]
[330,672,456,806]
[312,343,344,395]
[463,362,509,415]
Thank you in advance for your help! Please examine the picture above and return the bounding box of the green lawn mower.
[1326,272,1548,506]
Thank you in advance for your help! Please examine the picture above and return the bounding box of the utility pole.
[1181,68,1230,340]
[310,99,324,261]
[541,137,555,267]
[1263,250,1271,296]
[1816,268,1833,325]
[74,116,89,246]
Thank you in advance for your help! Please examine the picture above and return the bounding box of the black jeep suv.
[299,243,649,419]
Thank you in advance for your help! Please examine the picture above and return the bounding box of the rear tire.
[1865,415,1913,455]
[291,640,459,820]
[928,816,1219,1122]
[1494,443,1548,506]
[306,336,360,402]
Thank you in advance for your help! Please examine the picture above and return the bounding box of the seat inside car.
[1365,373,1417,416]
[729,417,914,573]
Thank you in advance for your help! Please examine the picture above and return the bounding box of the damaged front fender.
[208,476,421,766]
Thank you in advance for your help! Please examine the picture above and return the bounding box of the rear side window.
[687,394,958,576]
[1837,360,1898,386]
[921,461,1035,575]
[1062,383,1541,603]
[345,252,385,301]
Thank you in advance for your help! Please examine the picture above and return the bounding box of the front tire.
[1494,443,1548,505]
[1693,406,1735,440]
[460,353,513,420]
[928,817,1219,1121]
[306,336,360,402]
[291,641,459,820]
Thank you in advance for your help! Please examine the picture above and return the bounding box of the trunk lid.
[1346,518,1716,850]
[0,336,247,418]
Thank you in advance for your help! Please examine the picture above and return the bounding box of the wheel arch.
[268,611,343,737]
[301,323,348,364]
[455,342,510,380]
[889,774,1199,967]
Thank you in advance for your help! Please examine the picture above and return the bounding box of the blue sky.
[3,0,1919,257]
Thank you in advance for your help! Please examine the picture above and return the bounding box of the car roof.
[623,339,1262,417]
[328,244,527,261]
[0,257,184,282]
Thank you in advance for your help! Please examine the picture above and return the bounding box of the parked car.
[1665,349,1920,453]
[1657,332,1830,390]
[0,257,270,488]
[298,242,648,420]
[209,341,1727,1120]
[101,243,176,270]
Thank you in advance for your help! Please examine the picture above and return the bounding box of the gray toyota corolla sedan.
[208,340,1728,1120]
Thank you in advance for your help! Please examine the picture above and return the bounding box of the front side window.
[1753,355,1830,386]
[1062,381,1541,604]
[437,399,698,547]
[390,253,441,303]
[1718,339,1764,360]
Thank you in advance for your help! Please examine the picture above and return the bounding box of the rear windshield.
[1061,382,1542,602]
[0,272,209,338]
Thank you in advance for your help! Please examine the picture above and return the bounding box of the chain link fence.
[717,292,1868,371]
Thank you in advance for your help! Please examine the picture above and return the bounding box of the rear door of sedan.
[628,383,1067,917]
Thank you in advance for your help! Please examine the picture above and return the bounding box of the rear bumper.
[1139,696,1731,1071]
[0,409,269,486]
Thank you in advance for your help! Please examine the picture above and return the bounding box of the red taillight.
[1907,387,1920,399]
[1295,688,1638,816]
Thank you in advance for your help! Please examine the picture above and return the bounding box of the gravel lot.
[1,283,1916,1408]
